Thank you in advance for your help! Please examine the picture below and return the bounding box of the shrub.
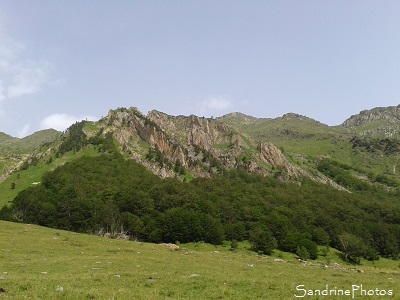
[296,246,310,260]
[249,226,277,255]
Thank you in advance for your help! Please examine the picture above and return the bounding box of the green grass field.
[0,221,398,299]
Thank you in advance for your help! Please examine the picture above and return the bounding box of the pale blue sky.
[1,1,400,137]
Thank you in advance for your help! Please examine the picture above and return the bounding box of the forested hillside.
[2,149,400,262]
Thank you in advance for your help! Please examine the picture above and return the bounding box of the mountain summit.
[97,107,309,181]
[340,105,400,138]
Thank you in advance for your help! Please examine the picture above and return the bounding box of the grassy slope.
[0,145,100,208]
[0,130,61,190]
[221,114,349,158]
[0,133,18,152]
[221,115,400,184]
[0,221,399,299]
[0,130,61,155]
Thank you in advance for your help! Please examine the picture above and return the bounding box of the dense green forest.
[2,148,400,263]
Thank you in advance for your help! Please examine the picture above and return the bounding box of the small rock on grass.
[56,286,64,292]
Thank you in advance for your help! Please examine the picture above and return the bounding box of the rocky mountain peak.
[342,105,400,126]
[341,105,400,138]
[99,107,318,182]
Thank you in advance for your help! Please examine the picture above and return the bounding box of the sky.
[1,1,400,137]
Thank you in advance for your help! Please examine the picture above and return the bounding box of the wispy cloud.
[7,61,50,98]
[0,25,51,107]
[39,114,98,131]
[197,95,234,115]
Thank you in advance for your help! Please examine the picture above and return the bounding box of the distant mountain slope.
[218,112,336,141]
[19,129,61,151]
[0,132,18,149]
[218,107,400,192]
[0,129,61,182]
[216,112,270,126]
[0,129,61,154]
[218,112,347,161]
[340,105,400,138]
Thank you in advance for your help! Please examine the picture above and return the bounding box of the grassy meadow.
[0,221,399,299]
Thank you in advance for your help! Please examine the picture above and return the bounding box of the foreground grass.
[0,221,399,299]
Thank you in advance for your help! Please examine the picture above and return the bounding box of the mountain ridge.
[0,129,61,151]
[0,129,61,182]
[2,104,399,140]
[1,104,400,194]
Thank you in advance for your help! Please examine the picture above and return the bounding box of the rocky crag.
[341,105,400,138]
[97,108,320,183]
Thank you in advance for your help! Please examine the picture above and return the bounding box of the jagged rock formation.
[91,107,351,192]
[257,141,305,178]
[98,107,314,182]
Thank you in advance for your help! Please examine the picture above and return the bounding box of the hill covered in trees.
[2,148,400,262]
[2,105,400,264]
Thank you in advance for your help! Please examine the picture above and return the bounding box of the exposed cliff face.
[148,110,239,150]
[341,105,400,138]
[257,142,307,179]
[100,107,318,182]
[100,108,182,178]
